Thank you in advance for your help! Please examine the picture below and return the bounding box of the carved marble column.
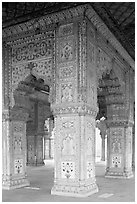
[105,67,134,179]
[26,100,37,166]
[2,92,30,189]
[35,101,45,166]
[50,19,98,197]
[2,43,30,189]
[49,118,54,158]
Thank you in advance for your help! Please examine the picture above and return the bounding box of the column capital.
[106,119,134,128]
[51,104,98,117]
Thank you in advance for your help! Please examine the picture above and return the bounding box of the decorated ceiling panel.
[2,2,135,59]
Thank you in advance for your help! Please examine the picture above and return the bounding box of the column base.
[51,183,98,198]
[2,177,30,190]
[105,170,134,179]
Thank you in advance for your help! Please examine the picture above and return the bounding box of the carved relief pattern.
[111,138,122,154]
[14,136,22,152]
[59,66,75,79]
[13,122,24,132]
[9,32,54,108]
[78,20,87,103]
[110,128,124,138]
[62,121,74,128]
[3,44,12,108]
[54,116,78,180]
[32,59,52,81]
[86,118,95,156]
[125,127,132,169]
[61,161,75,179]
[87,137,93,156]
[12,64,30,92]
[87,162,94,179]
[89,42,95,64]
[87,79,96,106]
[127,127,132,154]
[61,83,73,103]
[14,159,23,174]
[62,133,75,156]
[60,119,76,156]
[59,23,74,37]
[59,38,74,62]
[55,23,77,105]
[111,156,121,168]
[96,48,112,80]
[27,136,35,164]
[12,39,52,64]
[13,122,24,154]
[110,128,124,155]
[12,59,52,92]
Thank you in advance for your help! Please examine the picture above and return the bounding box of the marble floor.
[2,160,135,202]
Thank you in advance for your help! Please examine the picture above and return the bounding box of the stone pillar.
[2,99,30,189]
[50,19,98,197]
[49,118,54,158]
[26,100,37,166]
[35,101,45,166]
[105,67,134,179]
[2,43,30,189]
[101,133,106,161]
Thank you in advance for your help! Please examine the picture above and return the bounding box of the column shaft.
[50,18,98,197]
[2,109,30,189]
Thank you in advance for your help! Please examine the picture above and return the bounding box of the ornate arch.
[7,30,55,107]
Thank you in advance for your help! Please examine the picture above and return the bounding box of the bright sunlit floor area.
[2,160,135,202]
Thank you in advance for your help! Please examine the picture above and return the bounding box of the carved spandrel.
[12,39,53,64]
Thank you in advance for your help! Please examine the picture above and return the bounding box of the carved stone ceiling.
[2,2,135,59]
